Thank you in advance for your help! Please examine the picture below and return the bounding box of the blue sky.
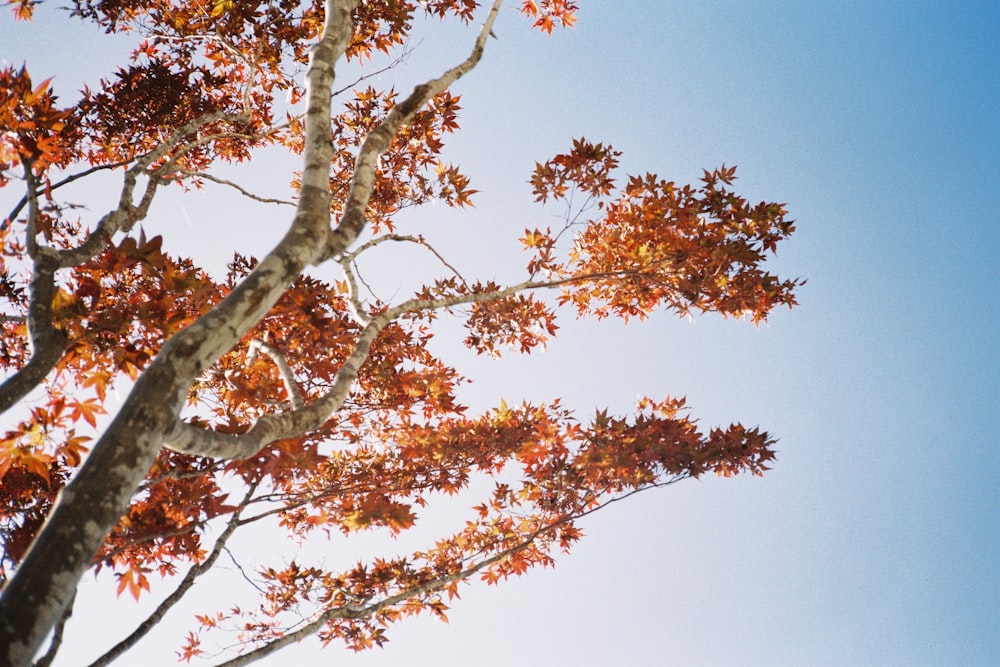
[3,1,998,665]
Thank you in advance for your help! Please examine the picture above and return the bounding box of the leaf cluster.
[0,1,798,663]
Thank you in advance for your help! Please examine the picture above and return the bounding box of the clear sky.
[2,1,998,665]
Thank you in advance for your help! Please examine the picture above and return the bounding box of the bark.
[85,486,255,667]
[164,276,545,460]
[210,547,516,667]
[0,256,68,414]
[0,110,185,414]
[0,3,356,663]
[247,339,306,409]
[0,363,183,667]
[0,1,504,663]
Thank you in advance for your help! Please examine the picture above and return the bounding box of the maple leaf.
[0,3,800,663]
[115,567,151,602]
[5,0,37,21]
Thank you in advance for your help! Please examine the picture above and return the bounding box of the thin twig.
[222,546,265,594]
[86,483,259,667]
[330,41,419,98]
[344,233,467,284]
[3,158,134,230]
[352,259,378,300]
[178,170,295,206]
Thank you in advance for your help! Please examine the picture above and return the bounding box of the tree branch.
[2,159,134,231]
[30,591,74,667]
[208,470,694,667]
[323,0,505,260]
[247,339,306,410]
[0,2,359,662]
[162,275,559,459]
[344,233,468,284]
[0,166,70,415]
[163,298,390,459]
[208,478,654,667]
[85,484,257,667]
[176,170,296,206]
[330,41,418,99]
[209,545,516,667]
[52,109,250,270]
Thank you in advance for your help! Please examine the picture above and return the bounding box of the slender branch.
[237,477,445,528]
[337,258,371,325]
[247,339,306,409]
[95,526,198,566]
[344,233,468,284]
[30,591,74,667]
[163,300,391,458]
[176,170,296,206]
[0,164,69,415]
[155,128,262,175]
[222,546,266,595]
[324,0,505,260]
[350,258,380,304]
[211,479,662,667]
[330,41,418,99]
[2,159,134,231]
[212,474,692,666]
[86,484,258,667]
[162,273,586,459]
[136,110,252,173]
[551,189,596,245]
[209,546,514,667]
[53,109,249,269]
[6,109,245,267]
[138,462,224,493]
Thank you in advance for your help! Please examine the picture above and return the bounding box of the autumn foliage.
[0,0,800,664]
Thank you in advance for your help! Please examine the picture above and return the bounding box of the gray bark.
[0,2,355,663]
[0,1,505,663]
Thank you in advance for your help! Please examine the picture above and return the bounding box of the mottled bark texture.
[0,2,356,663]
[0,0,508,662]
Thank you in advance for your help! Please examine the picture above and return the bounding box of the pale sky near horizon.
[2,1,998,666]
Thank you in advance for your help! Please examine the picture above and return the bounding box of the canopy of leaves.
[0,0,798,663]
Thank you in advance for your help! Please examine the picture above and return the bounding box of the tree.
[0,0,801,664]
